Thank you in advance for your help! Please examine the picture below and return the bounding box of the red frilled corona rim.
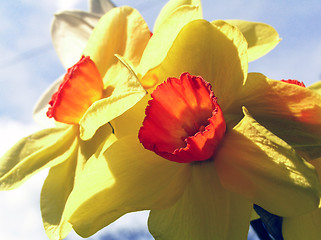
[138,72,226,163]
[47,56,104,124]
[281,79,306,88]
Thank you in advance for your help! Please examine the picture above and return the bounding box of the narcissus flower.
[0,6,149,240]
[0,1,294,240]
[34,0,281,126]
[33,0,115,126]
[64,19,321,239]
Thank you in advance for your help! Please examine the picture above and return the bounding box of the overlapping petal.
[149,162,252,240]
[230,73,321,160]
[41,123,116,240]
[309,80,321,95]
[51,10,101,69]
[140,20,248,111]
[226,20,280,62]
[138,5,202,85]
[153,0,202,32]
[215,108,320,216]
[0,126,77,190]
[79,58,146,140]
[83,6,151,79]
[2,0,311,239]
[41,148,77,240]
[282,158,321,240]
[67,135,191,237]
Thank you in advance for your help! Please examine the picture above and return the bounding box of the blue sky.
[0,0,320,239]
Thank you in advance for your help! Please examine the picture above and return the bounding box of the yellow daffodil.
[33,0,115,126]
[0,6,150,240]
[34,0,280,127]
[63,19,321,239]
[0,1,287,240]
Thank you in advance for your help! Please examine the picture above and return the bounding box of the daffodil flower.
[0,6,151,240]
[64,19,321,239]
[0,1,287,240]
[33,0,115,126]
[34,0,281,127]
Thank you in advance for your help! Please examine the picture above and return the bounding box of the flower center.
[47,56,104,124]
[138,72,226,163]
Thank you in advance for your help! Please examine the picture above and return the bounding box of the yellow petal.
[282,159,321,240]
[215,108,320,217]
[230,73,321,160]
[141,20,248,112]
[283,208,321,240]
[0,126,77,190]
[79,59,146,140]
[83,6,150,79]
[226,20,280,62]
[41,124,115,240]
[138,4,202,82]
[309,80,321,95]
[111,94,150,138]
[149,161,252,240]
[153,0,202,33]
[67,135,191,237]
[41,142,77,240]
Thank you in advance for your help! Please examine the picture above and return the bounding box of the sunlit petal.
[83,6,150,79]
[41,123,115,239]
[79,59,146,140]
[153,0,202,33]
[149,161,252,240]
[41,145,77,240]
[230,73,321,160]
[215,108,320,216]
[0,126,77,190]
[140,20,248,111]
[68,135,191,237]
[309,80,321,95]
[138,5,202,84]
[226,20,280,62]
